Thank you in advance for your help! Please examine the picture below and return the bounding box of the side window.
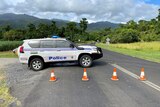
[40,40,56,48]
[56,40,71,48]
[28,41,40,48]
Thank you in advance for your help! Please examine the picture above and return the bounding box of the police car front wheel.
[79,55,93,67]
[30,58,44,71]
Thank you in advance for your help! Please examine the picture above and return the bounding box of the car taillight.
[19,46,24,53]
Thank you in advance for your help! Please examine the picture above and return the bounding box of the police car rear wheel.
[79,55,92,67]
[30,58,44,71]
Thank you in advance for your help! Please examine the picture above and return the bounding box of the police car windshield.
[67,40,78,47]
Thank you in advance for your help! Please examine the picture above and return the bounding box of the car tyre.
[30,58,44,71]
[79,55,93,67]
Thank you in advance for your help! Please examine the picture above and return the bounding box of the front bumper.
[92,53,103,60]
[92,47,103,60]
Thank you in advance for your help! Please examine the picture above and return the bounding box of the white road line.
[111,63,160,92]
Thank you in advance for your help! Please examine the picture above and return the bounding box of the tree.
[27,23,36,32]
[89,31,102,41]
[37,23,50,38]
[58,27,65,37]
[0,30,2,39]
[65,22,78,41]
[3,25,12,32]
[138,20,149,31]
[79,18,88,34]
[3,30,23,40]
[126,20,137,29]
[149,19,157,29]
[25,23,37,39]
[110,28,140,43]
[156,9,160,21]
[49,21,59,35]
[154,22,160,34]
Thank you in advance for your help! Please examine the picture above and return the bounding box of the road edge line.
[110,63,160,92]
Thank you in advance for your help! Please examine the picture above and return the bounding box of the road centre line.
[110,63,160,92]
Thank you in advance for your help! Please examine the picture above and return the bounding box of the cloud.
[0,0,9,10]
[0,0,25,13]
[1,0,160,23]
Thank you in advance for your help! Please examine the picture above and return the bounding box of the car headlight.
[93,48,97,51]
[97,50,101,54]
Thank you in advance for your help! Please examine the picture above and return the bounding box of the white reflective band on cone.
[113,72,117,76]
[51,73,55,77]
[141,72,144,76]
[84,72,87,76]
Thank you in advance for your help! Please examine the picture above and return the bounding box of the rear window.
[28,41,40,48]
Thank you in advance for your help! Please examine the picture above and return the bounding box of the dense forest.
[0,9,160,43]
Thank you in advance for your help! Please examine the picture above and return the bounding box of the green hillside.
[0,13,119,30]
[0,13,68,29]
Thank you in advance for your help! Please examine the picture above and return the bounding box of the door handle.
[57,50,61,51]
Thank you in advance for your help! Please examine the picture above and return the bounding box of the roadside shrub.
[89,32,102,41]
[110,29,140,43]
[101,36,108,43]
[140,33,160,41]
[0,41,22,51]
[3,30,24,40]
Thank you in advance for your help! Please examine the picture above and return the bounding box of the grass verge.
[0,51,18,58]
[96,42,160,63]
[0,41,22,51]
[0,70,20,107]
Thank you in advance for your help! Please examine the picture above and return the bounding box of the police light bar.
[52,35,60,38]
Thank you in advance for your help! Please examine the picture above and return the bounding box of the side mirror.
[70,44,74,48]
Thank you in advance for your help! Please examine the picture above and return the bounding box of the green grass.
[0,41,22,51]
[0,51,18,58]
[0,41,20,58]
[0,70,21,107]
[96,42,160,63]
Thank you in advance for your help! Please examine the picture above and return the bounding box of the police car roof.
[23,38,66,42]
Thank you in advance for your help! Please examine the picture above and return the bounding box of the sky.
[0,0,160,23]
[144,0,160,5]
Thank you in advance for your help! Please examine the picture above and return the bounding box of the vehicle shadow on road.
[45,60,108,69]
[92,60,108,67]
[46,62,79,68]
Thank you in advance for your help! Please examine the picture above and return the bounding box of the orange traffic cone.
[139,68,146,81]
[82,68,89,81]
[111,68,119,81]
[49,69,57,81]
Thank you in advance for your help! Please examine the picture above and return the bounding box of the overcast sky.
[0,0,160,23]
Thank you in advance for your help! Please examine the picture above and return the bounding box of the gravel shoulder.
[0,58,46,107]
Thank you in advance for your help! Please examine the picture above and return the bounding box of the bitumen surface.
[4,49,160,107]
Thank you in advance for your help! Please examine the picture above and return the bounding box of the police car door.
[54,40,77,61]
[40,40,61,62]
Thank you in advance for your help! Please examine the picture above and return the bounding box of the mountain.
[0,13,68,29]
[88,21,119,31]
[0,13,119,30]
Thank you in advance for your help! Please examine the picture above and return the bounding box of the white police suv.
[18,38,103,71]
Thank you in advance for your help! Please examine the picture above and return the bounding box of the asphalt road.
[6,49,160,107]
